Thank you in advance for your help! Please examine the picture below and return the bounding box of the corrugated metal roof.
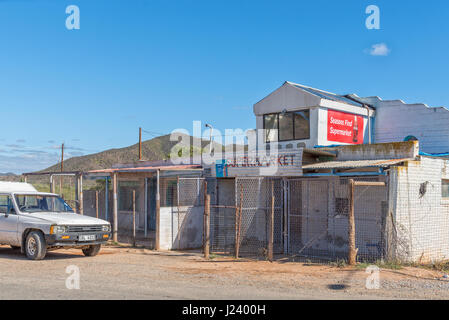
[289,82,363,107]
[88,164,202,174]
[302,158,412,170]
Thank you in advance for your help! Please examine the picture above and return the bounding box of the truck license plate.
[79,235,96,241]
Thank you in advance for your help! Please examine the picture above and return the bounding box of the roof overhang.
[87,164,203,175]
[253,81,374,117]
[302,158,412,170]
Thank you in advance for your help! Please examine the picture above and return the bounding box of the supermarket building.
[87,81,449,263]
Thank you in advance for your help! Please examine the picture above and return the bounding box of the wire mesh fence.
[204,175,389,263]
[286,176,388,263]
[76,171,392,262]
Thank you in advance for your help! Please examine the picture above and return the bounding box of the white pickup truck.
[0,182,111,260]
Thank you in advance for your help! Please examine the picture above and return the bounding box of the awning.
[302,158,412,170]
[88,164,202,174]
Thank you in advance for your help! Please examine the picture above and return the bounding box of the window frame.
[263,113,279,143]
[293,109,311,141]
[263,109,310,143]
[0,194,16,215]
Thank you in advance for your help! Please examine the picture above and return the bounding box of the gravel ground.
[0,244,448,300]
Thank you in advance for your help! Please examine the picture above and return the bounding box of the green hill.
[40,133,244,173]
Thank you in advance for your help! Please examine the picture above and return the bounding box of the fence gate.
[235,177,284,256]
[175,177,205,250]
[352,179,388,262]
[287,179,333,259]
[286,177,388,262]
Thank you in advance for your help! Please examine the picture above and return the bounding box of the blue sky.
[0,0,448,173]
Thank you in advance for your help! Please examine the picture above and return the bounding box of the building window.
[294,110,310,140]
[0,195,13,214]
[442,179,449,199]
[264,109,310,142]
[279,112,294,141]
[264,113,278,142]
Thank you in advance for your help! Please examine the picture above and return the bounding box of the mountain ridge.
[39,134,244,173]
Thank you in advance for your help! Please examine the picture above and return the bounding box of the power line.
[141,128,252,139]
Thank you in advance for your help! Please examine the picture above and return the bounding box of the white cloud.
[366,43,390,56]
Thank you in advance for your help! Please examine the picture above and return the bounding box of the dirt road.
[0,245,448,300]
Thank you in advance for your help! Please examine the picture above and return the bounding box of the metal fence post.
[112,173,118,243]
[177,176,181,250]
[268,180,274,262]
[155,170,160,250]
[133,189,136,247]
[348,179,357,265]
[105,177,109,222]
[95,190,99,219]
[79,174,84,215]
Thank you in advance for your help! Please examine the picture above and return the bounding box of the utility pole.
[139,127,142,161]
[61,143,64,172]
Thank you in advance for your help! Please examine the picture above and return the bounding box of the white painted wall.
[254,83,371,149]
[358,97,449,153]
[389,157,449,262]
[159,206,204,250]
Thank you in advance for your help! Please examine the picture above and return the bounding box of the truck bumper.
[45,232,111,247]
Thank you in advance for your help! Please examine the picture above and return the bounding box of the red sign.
[327,110,364,144]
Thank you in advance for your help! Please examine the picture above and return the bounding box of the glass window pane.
[294,110,310,140]
[0,195,10,213]
[264,114,278,142]
[442,180,449,198]
[279,113,294,141]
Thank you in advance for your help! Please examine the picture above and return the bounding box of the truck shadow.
[0,246,86,261]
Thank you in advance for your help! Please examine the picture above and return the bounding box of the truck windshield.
[14,194,74,213]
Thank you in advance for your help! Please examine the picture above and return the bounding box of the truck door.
[0,194,19,245]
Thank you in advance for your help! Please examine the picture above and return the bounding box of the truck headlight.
[102,225,111,232]
[50,225,67,234]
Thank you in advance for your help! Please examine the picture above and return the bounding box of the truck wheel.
[25,231,47,260]
[82,244,101,257]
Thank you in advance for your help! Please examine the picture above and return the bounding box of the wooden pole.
[112,173,118,242]
[177,176,180,249]
[95,190,99,219]
[348,179,357,265]
[139,127,142,161]
[268,181,274,262]
[204,193,210,259]
[155,169,160,250]
[234,201,239,259]
[133,189,136,247]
